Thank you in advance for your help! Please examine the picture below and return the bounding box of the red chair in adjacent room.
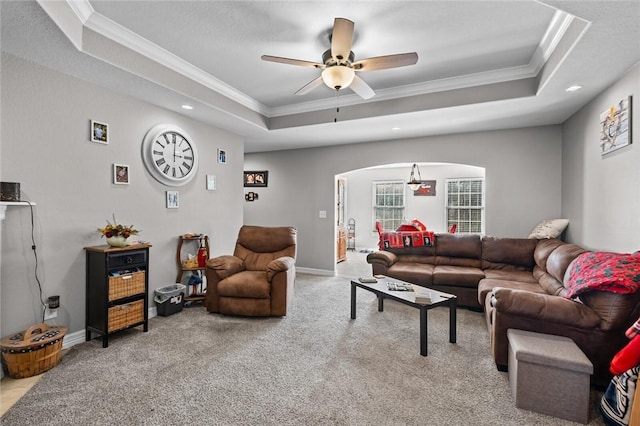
[449,224,457,233]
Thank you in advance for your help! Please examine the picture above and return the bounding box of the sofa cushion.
[435,233,482,267]
[548,244,588,283]
[386,263,434,286]
[528,218,569,239]
[565,252,640,299]
[478,278,546,307]
[483,269,536,283]
[579,290,640,331]
[218,271,270,298]
[481,237,537,270]
[533,239,567,271]
[432,265,484,288]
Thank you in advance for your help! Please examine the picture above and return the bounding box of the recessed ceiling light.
[392,127,400,131]
[181,104,194,110]
[565,85,582,92]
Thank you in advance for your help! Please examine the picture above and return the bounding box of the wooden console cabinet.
[85,243,151,348]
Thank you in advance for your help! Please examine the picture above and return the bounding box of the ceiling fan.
[261,18,418,100]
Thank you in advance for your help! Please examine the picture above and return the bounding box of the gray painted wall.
[0,53,244,337]
[562,64,639,252]
[340,164,485,251]
[245,126,563,273]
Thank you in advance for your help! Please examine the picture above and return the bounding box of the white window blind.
[373,181,405,231]
[445,178,485,234]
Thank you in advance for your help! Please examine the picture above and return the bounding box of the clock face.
[141,124,199,186]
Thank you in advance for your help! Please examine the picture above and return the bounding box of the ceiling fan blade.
[353,52,418,71]
[349,75,375,99]
[295,76,324,95]
[261,55,324,69]
[331,18,354,61]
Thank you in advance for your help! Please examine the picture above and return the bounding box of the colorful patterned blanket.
[565,251,640,299]
[379,230,435,250]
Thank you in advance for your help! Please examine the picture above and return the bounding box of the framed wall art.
[600,96,632,156]
[113,164,130,185]
[217,149,227,164]
[413,180,436,196]
[243,170,268,187]
[245,192,259,202]
[166,191,179,209]
[90,120,109,144]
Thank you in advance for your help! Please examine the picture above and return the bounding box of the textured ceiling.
[2,1,639,152]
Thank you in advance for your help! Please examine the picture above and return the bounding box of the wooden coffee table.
[350,277,457,356]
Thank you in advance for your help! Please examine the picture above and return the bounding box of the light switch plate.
[206,175,216,191]
[319,210,327,219]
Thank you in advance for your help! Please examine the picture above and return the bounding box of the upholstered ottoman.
[507,329,593,424]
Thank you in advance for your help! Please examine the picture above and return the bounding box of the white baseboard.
[61,307,158,350]
[296,267,334,276]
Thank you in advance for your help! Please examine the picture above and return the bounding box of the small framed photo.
[413,180,436,196]
[113,164,130,185]
[243,170,268,187]
[217,149,227,164]
[166,191,179,209]
[245,192,259,202]
[90,120,109,144]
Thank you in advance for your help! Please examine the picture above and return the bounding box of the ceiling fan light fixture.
[321,65,355,91]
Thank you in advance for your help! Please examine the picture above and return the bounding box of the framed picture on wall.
[113,164,130,185]
[243,170,268,187]
[218,149,227,164]
[166,191,179,209]
[600,96,632,156]
[413,180,436,196]
[90,120,109,144]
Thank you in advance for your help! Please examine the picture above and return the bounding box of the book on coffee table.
[414,290,432,304]
[386,282,414,291]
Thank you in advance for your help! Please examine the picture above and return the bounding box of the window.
[446,178,484,234]
[373,181,405,231]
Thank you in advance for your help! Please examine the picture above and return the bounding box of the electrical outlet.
[44,304,58,320]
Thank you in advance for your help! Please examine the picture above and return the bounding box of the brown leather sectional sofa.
[366,233,640,385]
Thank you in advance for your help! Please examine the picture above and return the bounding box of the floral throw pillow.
[565,251,640,299]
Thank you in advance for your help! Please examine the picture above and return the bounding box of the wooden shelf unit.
[176,234,209,303]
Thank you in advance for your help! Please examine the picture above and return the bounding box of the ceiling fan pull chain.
[334,90,340,123]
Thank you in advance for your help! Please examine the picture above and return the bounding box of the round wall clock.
[141,124,199,186]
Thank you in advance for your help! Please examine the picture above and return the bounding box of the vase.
[106,236,130,247]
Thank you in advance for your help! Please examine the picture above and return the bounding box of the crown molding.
[38,0,581,121]
[39,0,270,116]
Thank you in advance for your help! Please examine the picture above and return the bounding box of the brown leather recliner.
[204,226,297,317]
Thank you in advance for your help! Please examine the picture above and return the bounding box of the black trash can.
[154,284,186,317]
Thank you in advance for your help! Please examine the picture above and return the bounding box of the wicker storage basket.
[108,299,144,332]
[108,270,145,301]
[0,323,67,379]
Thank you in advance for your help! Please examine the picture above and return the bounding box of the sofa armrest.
[266,256,295,281]
[206,255,245,279]
[491,287,601,328]
[366,251,398,268]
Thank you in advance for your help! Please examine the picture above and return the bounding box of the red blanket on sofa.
[565,251,640,299]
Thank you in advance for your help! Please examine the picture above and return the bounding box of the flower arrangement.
[98,215,139,239]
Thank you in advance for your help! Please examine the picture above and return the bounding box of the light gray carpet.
[2,272,605,425]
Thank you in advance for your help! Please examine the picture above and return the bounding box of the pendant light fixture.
[407,163,422,191]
